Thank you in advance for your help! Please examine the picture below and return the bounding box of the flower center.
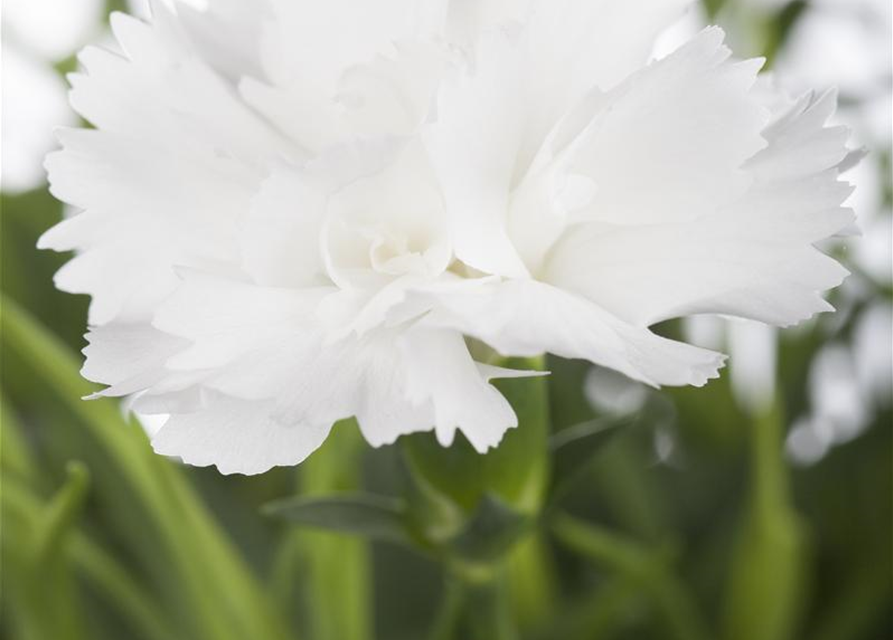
[322,209,451,290]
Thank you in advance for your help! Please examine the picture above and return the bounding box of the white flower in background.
[1,47,76,193]
[43,0,858,474]
[2,0,103,193]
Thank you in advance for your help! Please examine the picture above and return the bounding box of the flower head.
[43,0,857,473]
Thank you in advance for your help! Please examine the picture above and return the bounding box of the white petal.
[401,328,518,452]
[72,11,291,163]
[131,386,204,416]
[442,0,529,41]
[526,0,693,92]
[152,393,332,475]
[423,279,725,387]
[81,322,188,397]
[749,89,851,181]
[567,27,769,226]
[173,0,269,82]
[41,11,296,324]
[516,0,692,166]
[544,85,854,328]
[423,28,529,278]
[152,271,324,372]
[338,41,448,137]
[149,272,433,445]
[241,165,329,288]
[544,215,849,329]
[242,0,438,151]
[321,138,450,290]
[147,272,529,452]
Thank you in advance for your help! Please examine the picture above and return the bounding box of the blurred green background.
[2,1,891,639]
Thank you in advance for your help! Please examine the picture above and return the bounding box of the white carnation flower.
[42,0,857,474]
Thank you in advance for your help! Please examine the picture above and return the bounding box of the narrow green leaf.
[0,391,39,483]
[35,461,91,564]
[264,493,411,544]
[456,572,520,640]
[297,422,373,640]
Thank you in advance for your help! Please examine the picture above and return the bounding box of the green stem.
[271,525,306,618]
[427,576,465,640]
[505,532,556,632]
[299,421,373,640]
[722,403,807,640]
[752,402,790,516]
[427,563,519,640]
[455,569,519,640]
[551,512,710,640]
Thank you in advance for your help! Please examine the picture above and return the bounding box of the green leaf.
[447,494,533,565]
[0,391,38,483]
[264,493,411,544]
[35,461,91,564]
